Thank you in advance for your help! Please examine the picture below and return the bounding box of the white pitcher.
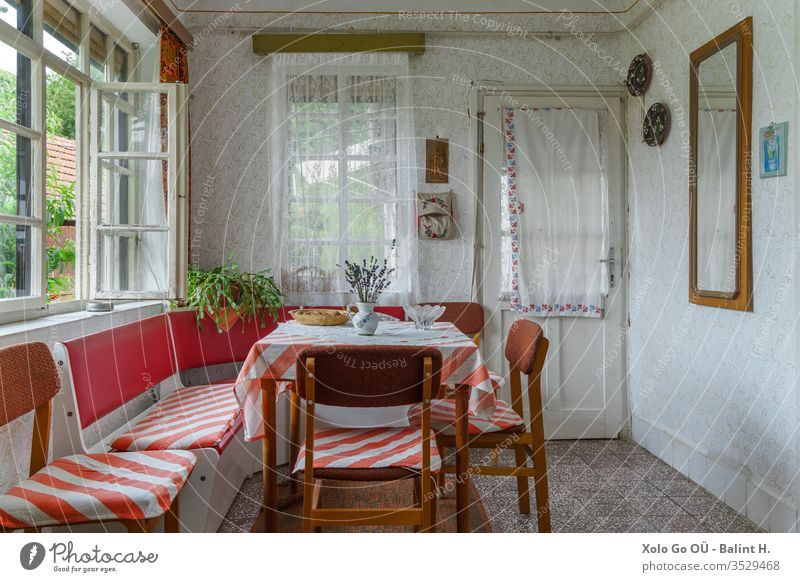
[346,302,380,335]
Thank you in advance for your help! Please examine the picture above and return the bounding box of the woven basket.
[289,309,350,326]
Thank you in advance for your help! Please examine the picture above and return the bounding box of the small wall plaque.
[643,103,670,147]
[626,53,652,97]
[425,137,449,183]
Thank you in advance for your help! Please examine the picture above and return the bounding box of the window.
[0,0,186,319]
[45,67,78,302]
[44,0,80,64]
[269,54,417,305]
[90,83,188,299]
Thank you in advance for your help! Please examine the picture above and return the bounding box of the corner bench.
[53,308,296,532]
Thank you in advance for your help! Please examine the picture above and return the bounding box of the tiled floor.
[220,438,763,533]
[471,439,763,533]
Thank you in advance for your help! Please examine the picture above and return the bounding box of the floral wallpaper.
[184,13,625,301]
[624,0,798,509]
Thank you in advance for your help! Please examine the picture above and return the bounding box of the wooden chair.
[293,345,441,532]
[412,320,551,532]
[0,342,195,533]
[431,301,484,345]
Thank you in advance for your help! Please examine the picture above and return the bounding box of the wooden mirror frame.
[689,17,753,312]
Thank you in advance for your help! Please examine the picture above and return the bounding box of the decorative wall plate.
[643,103,670,147]
[626,53,652,96]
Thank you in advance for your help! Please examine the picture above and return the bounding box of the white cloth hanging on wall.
[696,109,737,292]
[502,107,609,317]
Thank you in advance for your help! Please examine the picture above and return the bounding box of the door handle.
[599,248,615,288]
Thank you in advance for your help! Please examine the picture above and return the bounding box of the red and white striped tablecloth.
[233,320,497,441]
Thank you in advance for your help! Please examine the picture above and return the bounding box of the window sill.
[0,300,165,339]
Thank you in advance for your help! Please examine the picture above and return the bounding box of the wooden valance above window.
[252,33,426,56]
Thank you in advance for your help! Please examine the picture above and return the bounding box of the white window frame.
[89,81,188,300]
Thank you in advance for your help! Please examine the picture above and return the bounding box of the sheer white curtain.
[136,37,167,291]
[696,109,737,291]
[503,107,609,317]
[266,53,418,306]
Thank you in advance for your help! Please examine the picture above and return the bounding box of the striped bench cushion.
[111,383,240,452]
[0,451,195,529]
[408,398,525,435]
[293,427,441,473]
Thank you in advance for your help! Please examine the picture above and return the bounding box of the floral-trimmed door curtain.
[502,107,609,317]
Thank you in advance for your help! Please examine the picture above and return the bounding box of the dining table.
[233,318,498,532]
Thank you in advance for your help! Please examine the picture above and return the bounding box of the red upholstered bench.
[53,308,296,532]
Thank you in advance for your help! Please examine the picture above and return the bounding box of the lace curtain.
[135,38,168,291]
[503,107,609,317]
[266,53,418,305]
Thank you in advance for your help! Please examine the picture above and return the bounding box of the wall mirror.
[689,17,753,311]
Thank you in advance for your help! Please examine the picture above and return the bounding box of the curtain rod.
[232,27,624,39]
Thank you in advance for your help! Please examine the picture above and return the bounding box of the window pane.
[44,0,80,65]
[46,68,77,302]
[0,128,33,217]
[347,159,395,200]
[99,158,166,226]
[99,231,167,293]
[99,91,166,154]
[0,0,33,37]
[113,45,128,82]
[283,244,337,294]
[0,223,33,298]
[346,201,391,241]
[0,41,33,128]
[89,26,107,81]
[289,197,338,241]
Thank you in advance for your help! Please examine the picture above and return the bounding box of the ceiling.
[167,0,640,13]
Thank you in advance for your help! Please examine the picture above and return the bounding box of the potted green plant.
[185,262,284,333]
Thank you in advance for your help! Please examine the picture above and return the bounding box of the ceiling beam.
[252,33,425,55]
[139,0,194,46]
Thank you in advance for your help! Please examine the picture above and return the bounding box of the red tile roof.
[47,134,76,186]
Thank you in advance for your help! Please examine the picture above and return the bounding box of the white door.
[479,93,627,439]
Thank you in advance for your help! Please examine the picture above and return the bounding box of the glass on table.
[403,304,446,330]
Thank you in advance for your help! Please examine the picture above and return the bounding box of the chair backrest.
[295,345,442,407]
[0,342,60,428]
[504,319,545,375]
[432,301,484,337]
[167,307,297,371]
[61,314,176,429]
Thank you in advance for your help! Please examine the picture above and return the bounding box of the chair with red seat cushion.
[293,345,441,532]
[412,319,551,532]
[428,301,484,345]
[0,342,194,533]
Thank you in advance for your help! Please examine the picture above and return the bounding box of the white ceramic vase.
[346,302,380,335]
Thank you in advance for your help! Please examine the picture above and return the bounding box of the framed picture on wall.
[425,137,449,183]
[759,121,788,178]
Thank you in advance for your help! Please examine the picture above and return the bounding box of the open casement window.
[89,82,188,300]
